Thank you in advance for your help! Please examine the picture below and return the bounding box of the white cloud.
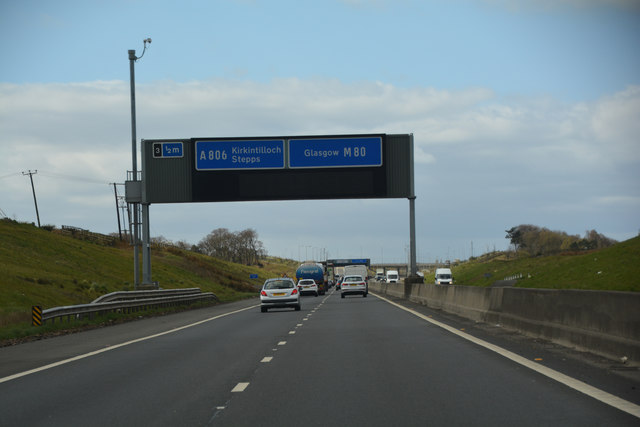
[1,78,638,259]
[413,146,436,164]
[590,86,640,164]
[593,195,640,207]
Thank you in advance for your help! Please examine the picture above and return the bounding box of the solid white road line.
[373,292,640,419]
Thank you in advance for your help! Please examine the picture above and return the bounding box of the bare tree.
[197,228,266,264]
[505,224,616,256]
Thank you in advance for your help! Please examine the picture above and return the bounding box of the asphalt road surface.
[1,289,639,426]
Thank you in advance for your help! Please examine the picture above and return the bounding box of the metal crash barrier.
[41,288,218,324]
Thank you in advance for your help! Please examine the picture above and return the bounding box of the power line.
[1,170,112,185]
[0,172,22,180]
[38,170,111,185]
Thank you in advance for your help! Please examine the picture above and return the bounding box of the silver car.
[340,275,368,298]
[260,278,301,312]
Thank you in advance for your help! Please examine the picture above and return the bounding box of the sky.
[1,0,639,265]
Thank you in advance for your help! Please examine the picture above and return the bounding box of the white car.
[340,275,367,298]
[297,279,319,297]
[260,278,301,312]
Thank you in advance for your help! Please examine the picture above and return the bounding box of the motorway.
[1,289,639,426]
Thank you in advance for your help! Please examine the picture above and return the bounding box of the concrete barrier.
[369,281,640,365]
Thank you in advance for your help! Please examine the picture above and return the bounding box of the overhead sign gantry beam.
[141,133,414,204]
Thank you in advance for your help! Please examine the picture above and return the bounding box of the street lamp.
[128,38,151,289]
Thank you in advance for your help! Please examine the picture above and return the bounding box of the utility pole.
[111,183,122,240]
[120,200,130,240]
[22,170,41,227]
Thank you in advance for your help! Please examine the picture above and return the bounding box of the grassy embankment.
[424,235,640,292]
[2,218,638,341]
[0,219,297,341]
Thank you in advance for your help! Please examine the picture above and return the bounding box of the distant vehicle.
[334,275,342,287]
[340,275,367,298]
[375,268,385,281]
[336,276,343,290]
[260,278,301,312]
[386,270,399,283]
[435,268,453,285]
[344,265,369,282]
[296,263,326,295]
[298,279,319,297]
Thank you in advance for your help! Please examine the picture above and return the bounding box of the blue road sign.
[195,140,285,170]
[288,136,382,168]
[250,274,259,279]
[153,142,183,158]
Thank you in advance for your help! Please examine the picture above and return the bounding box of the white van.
[435,268,453,285]
[344,265,369,282]
[386,270,399,283]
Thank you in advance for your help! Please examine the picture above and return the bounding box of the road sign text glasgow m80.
[141,134,414,204]
[288,136,382,168]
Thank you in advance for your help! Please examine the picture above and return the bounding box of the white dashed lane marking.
[231,382,249,393]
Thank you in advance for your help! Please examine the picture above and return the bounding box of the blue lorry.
[295,263,326,295]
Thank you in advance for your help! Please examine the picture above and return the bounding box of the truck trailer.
[296,263,326,295]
